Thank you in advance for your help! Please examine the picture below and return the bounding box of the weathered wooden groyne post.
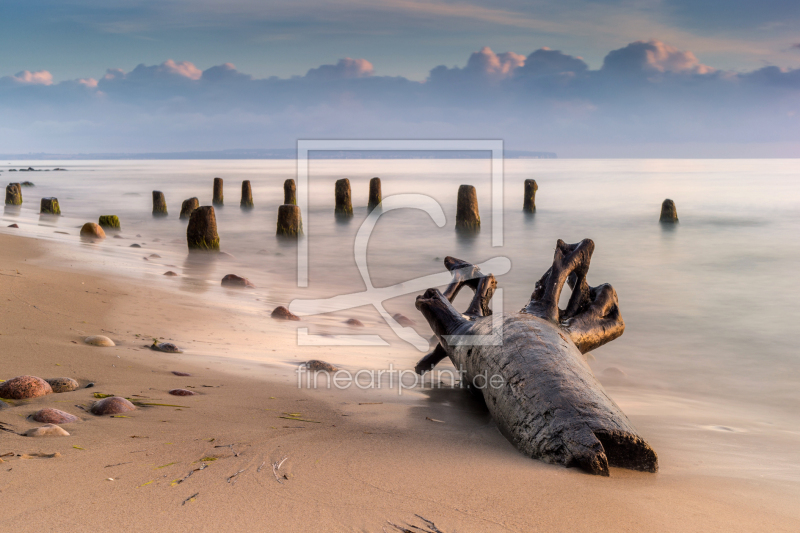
[5,183,22,205]
[659,199,678,223]
[213,177,224,206]
[152,191,168,217]
[455,185,480,232]
[187,206,220,251]
[368,177,382,212]
[180,197,199,220]
[523,179,538,213]
[98,215,120,230]
[40,197,61,215]
[284,179,297,205]
[240,180,254,209]
[334,178,353,220]
[276,205,303,238]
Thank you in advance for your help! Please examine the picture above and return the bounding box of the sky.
[1,0,799,157]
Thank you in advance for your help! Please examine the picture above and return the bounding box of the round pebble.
[305,360,338,372]
[345,318,364,327]
[168,389,196,396]
[91,396,136,416]
[31,408,80,424]
[46,377,80,393]
[84,335,115,347]
[163,271,178,276]
[0,375,52,399]
[271,306,299,321]
[25,424,70,438]
[150,342,182,353]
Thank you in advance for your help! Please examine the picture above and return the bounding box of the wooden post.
[523,179,538,213]
[152,191,168,217]
[334,178,353,219]
[40,197,61,215]
[5,183,22,205]
[368,177,382,212]
[659,199,678,223]
[180,197,199,220]
[240,180,254,209]
[284,179,297,205]
[276,205,303,238]
[455,185,480,232]
[187,206,220,251]
[213,177,224,206]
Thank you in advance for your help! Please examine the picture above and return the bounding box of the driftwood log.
[414,239,657,476]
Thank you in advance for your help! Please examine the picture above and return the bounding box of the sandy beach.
[2,230,799,532]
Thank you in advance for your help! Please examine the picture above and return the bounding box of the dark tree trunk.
[415,239,657,476]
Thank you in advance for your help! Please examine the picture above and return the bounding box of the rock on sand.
[91,396,136,416]
[45,377,80,393]
[0,375,53,399]
[25,424,70,438]
[32,408,80,424]
[84,335,115,347]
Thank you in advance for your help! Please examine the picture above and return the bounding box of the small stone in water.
[130,243,141,248]
[271,306,299,321]
[8,224,19,228]
[392,313,416,327]
[149,254,161,258]
[163,271,178,276]
[171,371,191,377]
[25,424,70,438]
[221,274,255,288]
[345,318,364,327]
[84,335,115,347]
[113,234,123,239]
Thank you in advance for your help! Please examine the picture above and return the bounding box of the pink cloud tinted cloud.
[11,70,54,85]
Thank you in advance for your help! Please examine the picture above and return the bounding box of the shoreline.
[2,234,800,531]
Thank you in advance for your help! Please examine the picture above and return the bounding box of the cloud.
[0,41,798,156]
[602,40,714,75]
[304,58,374,80]
[10,70,54,85]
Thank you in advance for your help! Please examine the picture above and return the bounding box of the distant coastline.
[0,148,557,161]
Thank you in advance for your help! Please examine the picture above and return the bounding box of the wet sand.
[1,233,800,532]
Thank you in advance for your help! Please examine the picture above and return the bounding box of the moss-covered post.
[334,178,353,220]
[152,191,168,217]
[5,183,22,205]
[276,205,303,238]
[455,185,480,232]
[180,197,199,220]
[240,180,254,209]
[213,177,224,206]
[187,206,220,251]
[368,177,382,212]
[40,197,61,215]
[523,179,538,213]
[659,199,678,223]
[283,179,297,205]
[98,215,120,230]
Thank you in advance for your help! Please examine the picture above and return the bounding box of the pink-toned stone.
[32,408,80,424]
[345,318,364,327]
[271,306,299,321]
[221,274,255,288]
[91,396,136,416]
[392,313,416,327]
[168,389,196,396]
[0,376,52,399]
